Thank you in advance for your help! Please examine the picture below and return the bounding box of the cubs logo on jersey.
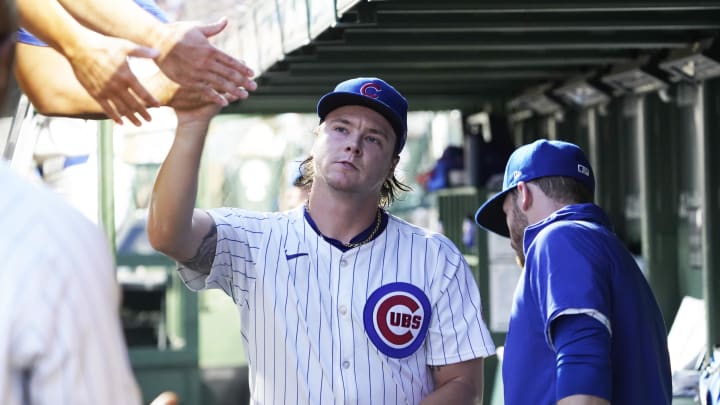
[363,282,431,358]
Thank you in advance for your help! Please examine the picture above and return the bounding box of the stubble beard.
[509,202,529,268]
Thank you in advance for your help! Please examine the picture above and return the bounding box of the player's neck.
[306,191,380,243]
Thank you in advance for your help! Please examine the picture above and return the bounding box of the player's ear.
[516,181,533,211]
[386,156,400,179]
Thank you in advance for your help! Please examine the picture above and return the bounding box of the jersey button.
[340,259,348,267]
[339,305,348,315]
[342,361,351,369]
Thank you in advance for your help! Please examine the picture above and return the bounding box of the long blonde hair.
[294,155,411,208]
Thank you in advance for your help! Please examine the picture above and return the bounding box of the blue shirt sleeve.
[552,314,612,401]
[18,28,48,46]
[528,222,612,347]
[18,0,168,46]
[134,0,169,23]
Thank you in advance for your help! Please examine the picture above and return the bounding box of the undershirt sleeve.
[552,314,612,402]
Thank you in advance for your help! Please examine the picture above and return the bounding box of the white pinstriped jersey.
[179,205,495,405]
[0,162,141,405]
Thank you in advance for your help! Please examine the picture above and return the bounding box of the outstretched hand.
[173,97,226,129]
[156,17,257,107]
[149,71,249,112]
[146,71,247,128]
[66,31,161,126]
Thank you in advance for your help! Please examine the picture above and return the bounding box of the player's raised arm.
[147,103,224,271]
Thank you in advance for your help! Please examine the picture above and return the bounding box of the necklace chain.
[305,202,382,248]
[343,208,382,248]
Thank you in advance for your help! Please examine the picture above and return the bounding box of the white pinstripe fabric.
[0,162,141,405]
[179,206,495,405]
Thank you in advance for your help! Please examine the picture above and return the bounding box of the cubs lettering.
[389,312,422,329]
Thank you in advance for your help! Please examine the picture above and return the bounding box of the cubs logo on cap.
[363,282,431,358]
[317,77,408,154]
[360,82,382,98]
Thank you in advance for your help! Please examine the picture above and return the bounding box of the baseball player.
[148,77,496,404]
[474,139,672,404]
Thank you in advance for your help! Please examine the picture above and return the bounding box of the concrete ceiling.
[224,0,720,116]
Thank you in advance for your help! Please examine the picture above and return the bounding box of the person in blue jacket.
[474,139,672,405]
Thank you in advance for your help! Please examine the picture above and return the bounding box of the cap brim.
[317,92,405,150]
[474,188,513,237]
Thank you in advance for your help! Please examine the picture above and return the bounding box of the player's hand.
[155,18,257,107]
[148,71,249,111]
[65,31,160,126]
[174,99,225,128]
[149,391,179,405]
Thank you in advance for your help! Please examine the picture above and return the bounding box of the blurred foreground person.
[0,1,177,404]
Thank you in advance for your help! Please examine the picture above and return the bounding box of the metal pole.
[97,119,116,262]
[701,81,720,358]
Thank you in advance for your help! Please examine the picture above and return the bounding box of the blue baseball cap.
[317,77,408,154]
[474,139,595,237]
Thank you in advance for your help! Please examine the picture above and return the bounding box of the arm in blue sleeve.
[18,0,168,48]
[552,314,612,402]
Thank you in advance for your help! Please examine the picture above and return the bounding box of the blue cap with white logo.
[317,77,408,154]
[474,139,595,237]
